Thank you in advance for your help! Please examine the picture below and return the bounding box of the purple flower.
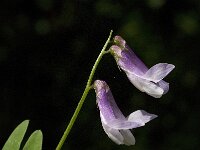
[93,80,157,145]
[110,36,175,98]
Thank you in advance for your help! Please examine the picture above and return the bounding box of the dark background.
[0,0,199,149]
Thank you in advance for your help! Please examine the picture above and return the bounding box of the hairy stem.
[56,30,113,150]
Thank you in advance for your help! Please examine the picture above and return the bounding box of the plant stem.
[56,30,113,150]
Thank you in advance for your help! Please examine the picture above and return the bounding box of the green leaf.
[23,130,43,150]
[2,120,29,150]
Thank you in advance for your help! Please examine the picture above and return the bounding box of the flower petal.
[94,80,157,145]
[94,80,126,123]
[101,120,124,145]
[107,119,143,129]
[110,45,148,76]
[143,63,175,83]
[106,110,157,129]
[127,110,157,125]
[120,130,135,145]
[126,72,164,98]
[157,80,169,94]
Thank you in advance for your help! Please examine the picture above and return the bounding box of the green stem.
[56,30,113,150]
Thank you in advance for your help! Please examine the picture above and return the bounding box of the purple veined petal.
[113,36,148,75]
[110,45,148,76]
[127,110,158,124]
[142,63,175,83]
[94,80,126,122]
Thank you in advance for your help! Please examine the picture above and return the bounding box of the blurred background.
[0,0,199,149]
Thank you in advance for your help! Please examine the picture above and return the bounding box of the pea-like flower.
[93,80,157,145]
[110,36,175,98]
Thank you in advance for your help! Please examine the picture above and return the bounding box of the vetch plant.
[55,30,174,149]
[2,30,175,150]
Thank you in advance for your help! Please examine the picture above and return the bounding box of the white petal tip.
[166,64,175,72]
[150,114,158,120]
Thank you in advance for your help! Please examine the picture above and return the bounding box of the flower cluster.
[93,36,175,145]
